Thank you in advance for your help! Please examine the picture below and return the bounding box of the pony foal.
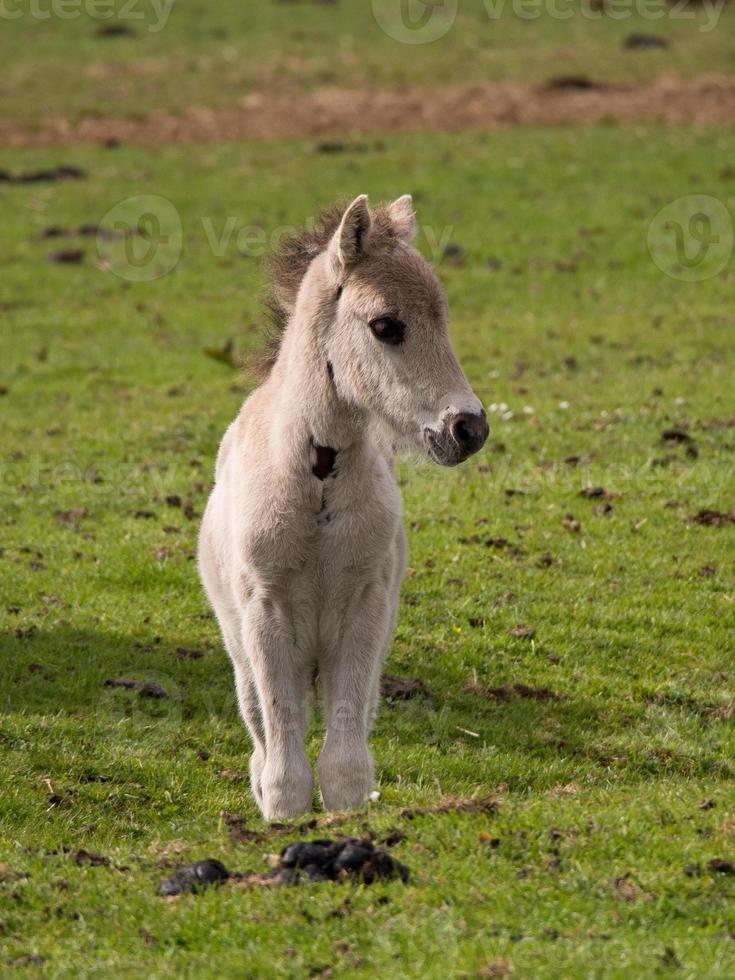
[199,195,488,819]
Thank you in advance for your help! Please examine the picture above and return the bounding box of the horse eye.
[369,317,406,346]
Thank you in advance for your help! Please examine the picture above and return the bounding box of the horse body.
[199,195,487,819]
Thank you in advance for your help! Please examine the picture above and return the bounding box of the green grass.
[1,125,735,977]
[1,0,734,127]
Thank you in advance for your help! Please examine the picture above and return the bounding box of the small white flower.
[489,403,498,413]
[675,396,685,406]
[499,402,508,412]
[558,401,570,409]
[502,410,514,421]
[523,406,534,415]
[369,790,380,803]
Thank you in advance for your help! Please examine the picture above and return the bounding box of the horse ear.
[388,194,416,243]
[332,194,371,271]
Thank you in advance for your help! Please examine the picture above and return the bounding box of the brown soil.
[2,74,734,147]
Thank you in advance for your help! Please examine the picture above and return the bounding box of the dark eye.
[369,316,406,346]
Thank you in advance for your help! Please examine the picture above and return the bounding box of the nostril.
[453,418,471,445]
[450,412,490,453]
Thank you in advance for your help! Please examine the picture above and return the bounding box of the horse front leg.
[317,579,393,811]
[198,523,267,808]
[242,594,314,820]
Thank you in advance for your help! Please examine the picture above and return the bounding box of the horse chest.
[310,473,401,568]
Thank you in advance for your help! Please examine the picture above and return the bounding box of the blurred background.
[1,0,733,139]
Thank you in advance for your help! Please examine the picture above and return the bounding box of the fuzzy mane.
[254,200,399,377]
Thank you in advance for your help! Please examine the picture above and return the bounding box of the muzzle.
[423,409,489,467]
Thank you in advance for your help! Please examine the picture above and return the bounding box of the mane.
[253,200,399,378]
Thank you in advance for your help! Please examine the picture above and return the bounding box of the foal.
[198,195,488,820]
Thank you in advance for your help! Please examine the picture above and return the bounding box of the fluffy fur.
[255,201,403,377]
[199,195,487,820]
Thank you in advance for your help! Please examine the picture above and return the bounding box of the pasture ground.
[2,125,734,977]
[1,3,735,977]
[2,1,734,130]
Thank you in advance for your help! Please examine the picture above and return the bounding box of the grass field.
[1,0,734,128]
[1,122,734,976]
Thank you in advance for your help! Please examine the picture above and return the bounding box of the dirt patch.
[103,677,171,698]
[55,507,88,526]
[399,795,500,819]
[563,514,582,533]
[662,428,694,445]
[0,164,85,182]
[579,486,618,500]
[381,674,432,700]
[172,646,204,660]
[542,75,604,92]
[47,248,85,265]
[612,872,655,901]
[709,859,735,875]
[222,811,267,845]
[72,849,109,867]
[690,509,735,526]
[508,624,535,639]
[466,678,565,702]
[2,75,734,147]
[624,33,669,50]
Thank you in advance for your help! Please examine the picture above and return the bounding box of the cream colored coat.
[199,196,488,819]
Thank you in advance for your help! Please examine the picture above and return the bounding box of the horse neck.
[269,288,365,454]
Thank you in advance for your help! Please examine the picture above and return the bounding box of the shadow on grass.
[378,674,732,785]
[3,626,727,790]
[1,625,235,726]
[2,625,603,775]
[380,685,610,767]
